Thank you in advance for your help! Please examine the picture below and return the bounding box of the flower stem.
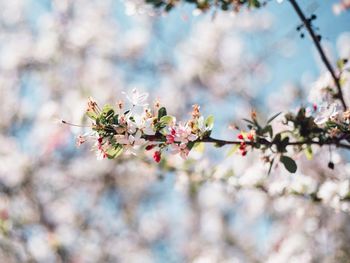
[288,0,347,110]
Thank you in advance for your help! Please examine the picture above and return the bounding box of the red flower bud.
[247,134,254,141]
[145,145,155,151]
[153,151,161,163]
[241,151,247,156]
[237,134,244,140]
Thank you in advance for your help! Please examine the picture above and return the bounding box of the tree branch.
[288,0,347,110]
[145,135,350,150]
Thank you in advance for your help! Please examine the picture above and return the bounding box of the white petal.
[144,126,155,135]
[188,134,198,141]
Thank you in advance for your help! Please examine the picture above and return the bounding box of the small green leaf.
[205,115,215,130]
[267,125,273,138]
[248,0,261,8]
[113,114,119,125]
[304,145,313,160]
[165,3,174,11]
[280,155,297,173]
[158,107,167,120]
[273,133,281,143]
[101,104,115,121]
[337,58,347,70]
[159,115,174,125]
[243,118,255,125]
[106,144,123,159]
[267,112,282,124]
[214,142,225,148]
[102,104,113,114]
[86,110,98,120]
[262,125,273,137]
[268,158,275,175]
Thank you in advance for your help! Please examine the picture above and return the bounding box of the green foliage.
[158,107,167,120]
[304,145,313,160]
[205,115,214,130]
[280,155,297,173]
[337,58,348,70]
[101,105,115,122]
[160,115,174,125]
[106,144,124,159]
[267,112,282,124]
[86,110,98,120]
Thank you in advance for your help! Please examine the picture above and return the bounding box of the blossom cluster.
[76,56,350,173]
[311,59,350,139]
[78,89,214,163]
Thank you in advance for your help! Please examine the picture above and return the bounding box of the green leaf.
[102,104,113,114]
[337,58,347,70]
[159,115,174,125]
[273,133,281,143]
[304,145,313,160]
[267,112,282,124]
[101,104,114,121]
[158,107,167,120]
[280,155,297,173]
[262,125,273,137]
[214,142,225,148]
[226,144,240,157]
[106,144,123,159]
[249,0,261,7]
[205,115,215,130]
[165,3,174,11]
[267,125,273,138]
[243,118,255,125]
[86,110,98,120]
[113,114,119,125]
[268,158,275,175]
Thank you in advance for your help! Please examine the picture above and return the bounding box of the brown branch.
[288,0,347,110]
[202,137,350,150]
[144,135,350,150]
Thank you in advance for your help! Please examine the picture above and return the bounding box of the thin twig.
[288,0,347,110]
[145,135,350,150]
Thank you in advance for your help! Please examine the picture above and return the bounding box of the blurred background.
[1,0,350,262]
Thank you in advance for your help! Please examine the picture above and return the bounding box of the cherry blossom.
[122,88,149,107]
[314,103,342,126]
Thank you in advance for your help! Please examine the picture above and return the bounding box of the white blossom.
[314,103,342,125]
[123,88,149,107]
